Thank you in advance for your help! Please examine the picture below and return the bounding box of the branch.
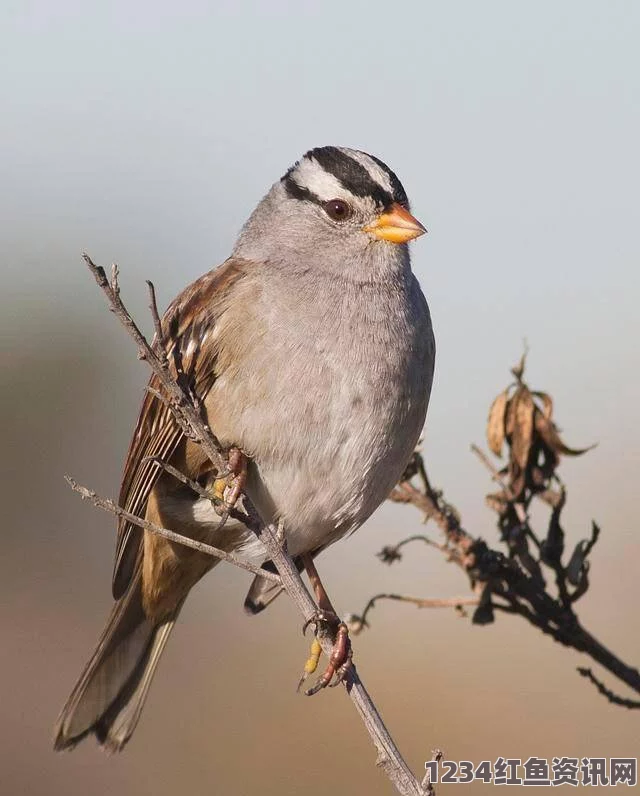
[143,455,213,500]
[351,593,479,633]
[421,750,444,796]
[65,476,279,583]
[577,667,640,710]
[470,444,526,523]
[374,448,640,705]
[84,254,227,475]
[78,255,432,796]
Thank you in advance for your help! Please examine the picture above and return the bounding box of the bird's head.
[234,146,426,283]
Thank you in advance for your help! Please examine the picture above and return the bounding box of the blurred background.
[2,1,639,793]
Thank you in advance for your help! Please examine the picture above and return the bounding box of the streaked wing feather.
[112,258,248,598]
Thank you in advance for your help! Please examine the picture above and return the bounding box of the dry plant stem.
[422,750,444,796]
[390,459,640,702]
[79,255,431,796]
[256,520,428,796]
[84,254,227,475]
[577,668,640,710]
[470,444,527,524]
[390,535,447,555]
[65,476,281,584]
[359,593,479,627]
[468,445,640,694]
[142,456,212,500]
[146,280,165,364]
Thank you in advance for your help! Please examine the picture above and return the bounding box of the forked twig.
[84,253,227,474]
[352,593,479,632]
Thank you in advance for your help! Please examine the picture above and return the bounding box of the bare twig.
[77,255,432,796]
[577,667,640,710]
[377,534,445,561]
[65,476,280,583]
[471,443,529,528]
[353,593,479,632]
[253,519,429,795]
[421,749,444,796]
[83,253,227,475]
[470,444,510,494]
[146,279,167,367]
[143,455,212,500]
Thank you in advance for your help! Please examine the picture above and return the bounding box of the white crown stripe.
[338,148,394,197]
[291,158,352,203]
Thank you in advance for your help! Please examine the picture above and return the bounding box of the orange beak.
[363,203,427,244]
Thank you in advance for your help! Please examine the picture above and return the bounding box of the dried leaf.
[485,491,508,516]
[537,487,564,509]
[534,412,595,457]
[540,488,566,565]
[539,439,560,479]
[566,540,589,585]
[530,461,546,488]
[487,390,509,456]
[570,567,590,602]
[504,388,520,440]
[472,586,494,625]
[471,602,494,625]
[532,390,553,421]
[585,521,601,557]
[511,388,535,472]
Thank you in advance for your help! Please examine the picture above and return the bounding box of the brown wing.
[112,257,249,598]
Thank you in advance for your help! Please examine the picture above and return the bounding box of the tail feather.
[54,573,179,752]
[244,556,305,614]
[93,619,176,752]
[244,569,286,614]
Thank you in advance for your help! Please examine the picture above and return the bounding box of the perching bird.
[54,146,435,752]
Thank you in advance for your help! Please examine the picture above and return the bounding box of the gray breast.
[209,267,435,557]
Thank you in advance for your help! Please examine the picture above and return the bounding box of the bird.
[54,145,435,753]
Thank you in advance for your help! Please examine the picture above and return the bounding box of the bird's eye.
[323,199,352,222]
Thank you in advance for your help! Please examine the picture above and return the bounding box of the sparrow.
[54,146,435,752]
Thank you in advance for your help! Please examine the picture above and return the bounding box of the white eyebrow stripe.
[292,158,349,201]
[338,148,393,196]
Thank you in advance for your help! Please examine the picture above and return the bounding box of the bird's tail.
[244,554,308,614]
[53,572,180,753]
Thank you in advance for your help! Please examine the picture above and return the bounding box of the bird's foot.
[212,447,247,515]
[297,610,353,696]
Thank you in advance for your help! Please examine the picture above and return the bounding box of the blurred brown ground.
[1,306,639,796]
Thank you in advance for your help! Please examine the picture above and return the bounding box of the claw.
[302,609,332,636]
[304,623,352,696]
[329,655,353,688]
[297,614,353,696]
[212,447,247,516]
